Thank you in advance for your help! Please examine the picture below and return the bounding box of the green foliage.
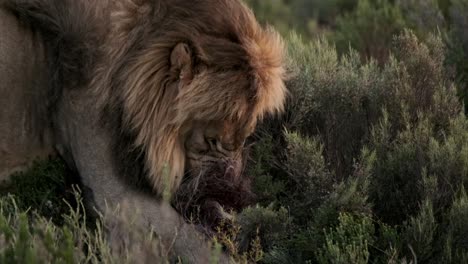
[247,0,468,111]
[441,188,468,263]
[244,0,358,39]
[248,135,286,205]
[244,29,468,263]
[284,33,376,179]
[0,159,73,223]
[283,132,334,220]
[237,206,290,253]
[402,200,437,262]
[446,0,468,112]
[0,192,168,263]
[334,0,407,62]
[243,0,294,36]
[317,213,374,264]
[398,0,445,33]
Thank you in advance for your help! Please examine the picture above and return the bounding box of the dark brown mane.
[93,0,286,196]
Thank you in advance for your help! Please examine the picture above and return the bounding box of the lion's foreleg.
[54,91,231,263]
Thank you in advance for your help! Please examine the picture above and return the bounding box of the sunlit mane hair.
[91,0,287,195]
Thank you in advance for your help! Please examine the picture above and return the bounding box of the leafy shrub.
[246,0,468,112]
[244,29,468,263]
[334,0,407,62]
[244,0,358,39]
[243,0,294,35]
[446,0,468,111]
[397,0,445,33]
[317,213,374,264]
[441,189,468,263]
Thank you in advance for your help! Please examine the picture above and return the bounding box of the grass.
[0,158,75,224]
[0,159,172,263]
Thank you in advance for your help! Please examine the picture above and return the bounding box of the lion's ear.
[170,43,193,82]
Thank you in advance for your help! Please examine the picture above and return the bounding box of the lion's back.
[0,7,55,182]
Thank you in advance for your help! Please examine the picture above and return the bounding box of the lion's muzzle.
[174,157,253,231]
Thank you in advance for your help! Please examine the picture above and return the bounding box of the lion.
[0,0,286,262]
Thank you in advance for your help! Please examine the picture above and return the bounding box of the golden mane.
[91,0,287,195]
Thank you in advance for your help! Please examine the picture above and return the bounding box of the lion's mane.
[93,0,287,195]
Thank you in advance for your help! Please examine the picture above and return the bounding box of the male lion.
[0,0,286,262]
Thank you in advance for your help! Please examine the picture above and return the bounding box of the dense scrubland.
[2,0,468,263]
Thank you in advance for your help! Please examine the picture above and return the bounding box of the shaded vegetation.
[0,191,170,263]
[249,0,468,112]
[0,159,75,224]
[237,29,468,263]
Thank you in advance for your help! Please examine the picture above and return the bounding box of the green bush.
[446,0,468,112]
[246,0,468,112]
[317,213,374,264]
[334,0,407,62]
[398,0,445,33]
[243,0,294,36]
[441,189,468,263]
[244,0,359,39]
[243,29,468,263]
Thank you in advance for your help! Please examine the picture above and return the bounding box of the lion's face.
[176,118,257,228]
[162,42,261,181]
[168,55,261,226]
[183,119,255,177]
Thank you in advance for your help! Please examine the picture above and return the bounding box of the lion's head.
[92,0,286,199]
